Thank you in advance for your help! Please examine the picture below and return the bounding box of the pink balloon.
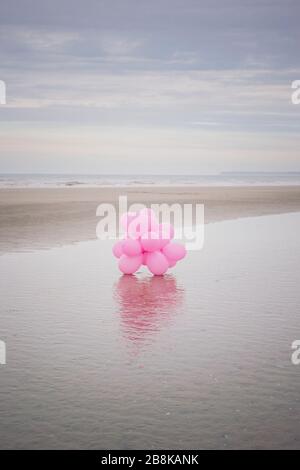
[140,231,161,252]
[122,238,142,257]
[146,251,169,276]
[140,207,157,223]
[114,210,186,275]
[126,216,144,239]
[162,242,187,261]
[112,240,124,258]
[138,208,159,235]
[142,252,148,265]
[118,254,142,275]
[126,208,159,239]
[120,212,137,230]
[168,259,177,268]
[158,223,174,248]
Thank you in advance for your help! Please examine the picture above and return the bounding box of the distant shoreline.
[1,172,300,189]
[1,185,300,254]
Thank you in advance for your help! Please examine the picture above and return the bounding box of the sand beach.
[1,185,300,254]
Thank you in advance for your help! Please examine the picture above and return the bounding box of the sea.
[1,172,300,188]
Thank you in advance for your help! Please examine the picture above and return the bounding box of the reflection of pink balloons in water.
[115,274,184,345]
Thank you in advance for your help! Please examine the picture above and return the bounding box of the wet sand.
[1,186,300,254]
[1,212,300,449]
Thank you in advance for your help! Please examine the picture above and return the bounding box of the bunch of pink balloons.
[112,208,187,275]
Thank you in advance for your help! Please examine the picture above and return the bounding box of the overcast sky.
[0,0,299,174]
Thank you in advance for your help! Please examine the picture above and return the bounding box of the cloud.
[99,34,143,56]
[2,67,298,121]
[1,123,300,173]
[0,1,299,173]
